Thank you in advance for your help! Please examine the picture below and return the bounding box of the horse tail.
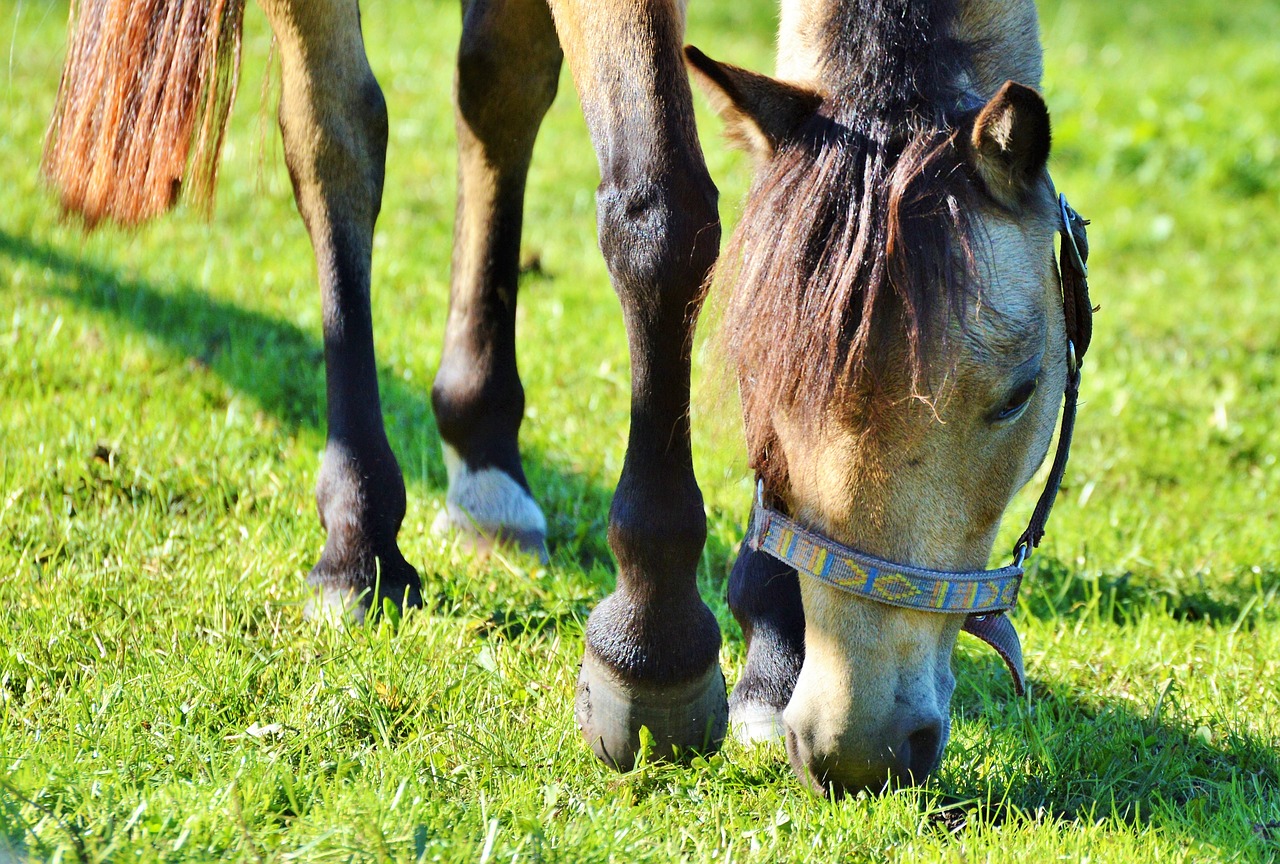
[42,0,247,227]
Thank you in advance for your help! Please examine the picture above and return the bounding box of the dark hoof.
[304,554,422,624]
[575,648,728,771]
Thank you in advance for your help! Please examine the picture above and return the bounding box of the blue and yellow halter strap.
[744,494,1028,696]
[745,499,1023,615]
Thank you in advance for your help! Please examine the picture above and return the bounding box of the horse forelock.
[817,0,972,129]
[714,0,985,487]
[716,118,977,486]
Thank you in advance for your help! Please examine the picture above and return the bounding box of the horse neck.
[776,0,1043,98]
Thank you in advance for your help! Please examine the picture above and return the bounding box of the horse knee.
[596,170,720,306]
[355,77,389,194]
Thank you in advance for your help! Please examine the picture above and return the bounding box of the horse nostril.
[785,727,830,797]
[904,722,942,780]
[786,718,945,797]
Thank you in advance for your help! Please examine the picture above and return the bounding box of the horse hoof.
[435,448,549,560]
[575,648,728,771]
[304,557,422,624]
[729,702,787,744]
[431,507,548,561]
[304,587,370,625]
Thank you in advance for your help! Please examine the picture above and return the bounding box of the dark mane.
[821,0,971,132]
[714,0,979,486]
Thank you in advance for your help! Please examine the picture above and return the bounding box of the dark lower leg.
[727,546,805,741]
[578,407,726,768]
[549,0,725,769]
[307,223,421,618]
[264,0,420,619]
[430,0,561,553]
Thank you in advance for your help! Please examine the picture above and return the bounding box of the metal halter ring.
[1013,540,1030,569]
[1059,193,1088,277]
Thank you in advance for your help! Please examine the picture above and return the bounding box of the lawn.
[2,0,1279,860]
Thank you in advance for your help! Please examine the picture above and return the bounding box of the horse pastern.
[435,445,549,560]
[304,551,422,625]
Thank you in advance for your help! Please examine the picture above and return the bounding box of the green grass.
[2,0,1279,860]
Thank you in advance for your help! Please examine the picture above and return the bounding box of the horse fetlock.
[315,438,407,536]
[432,443,547,559]
[308,439,420,620]
[576,646,727,772]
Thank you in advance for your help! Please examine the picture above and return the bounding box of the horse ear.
[684,45,822,159]
[967,81,1051,206]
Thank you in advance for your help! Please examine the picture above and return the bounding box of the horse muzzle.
[782,663,951,796]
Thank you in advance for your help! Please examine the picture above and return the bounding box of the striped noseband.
[747,195,1093,697]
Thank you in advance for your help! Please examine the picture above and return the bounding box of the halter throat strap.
[745,195,1093,699]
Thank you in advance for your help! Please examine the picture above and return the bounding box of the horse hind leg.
[430,0,562,556]
[547,0,727,770]
[259,0,421,620]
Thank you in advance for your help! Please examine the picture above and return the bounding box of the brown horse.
[43,0,1088,794]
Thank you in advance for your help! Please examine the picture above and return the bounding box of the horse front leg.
[547,0,727,770]
[260,0,421,620]
[430,0,562,555]
[727,547,805,742]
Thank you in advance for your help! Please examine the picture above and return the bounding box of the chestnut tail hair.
[42,0,247,227]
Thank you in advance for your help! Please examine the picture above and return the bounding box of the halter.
[746,194,1093,697]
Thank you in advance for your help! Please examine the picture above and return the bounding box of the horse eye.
[995,378,1038,422]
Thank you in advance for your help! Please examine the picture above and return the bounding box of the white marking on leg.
[433,443,546,540]
[730,703,787,744]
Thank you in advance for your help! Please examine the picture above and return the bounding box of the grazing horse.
[43,0,1091,794]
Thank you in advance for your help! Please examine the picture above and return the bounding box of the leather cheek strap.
[1012,195,1093,562]
[1060,194,1094,362]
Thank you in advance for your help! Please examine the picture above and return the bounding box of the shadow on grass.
[940,650,1280,856]
[0,227,618,574]
[1023,555,1280,630]
[0,801,31,862]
